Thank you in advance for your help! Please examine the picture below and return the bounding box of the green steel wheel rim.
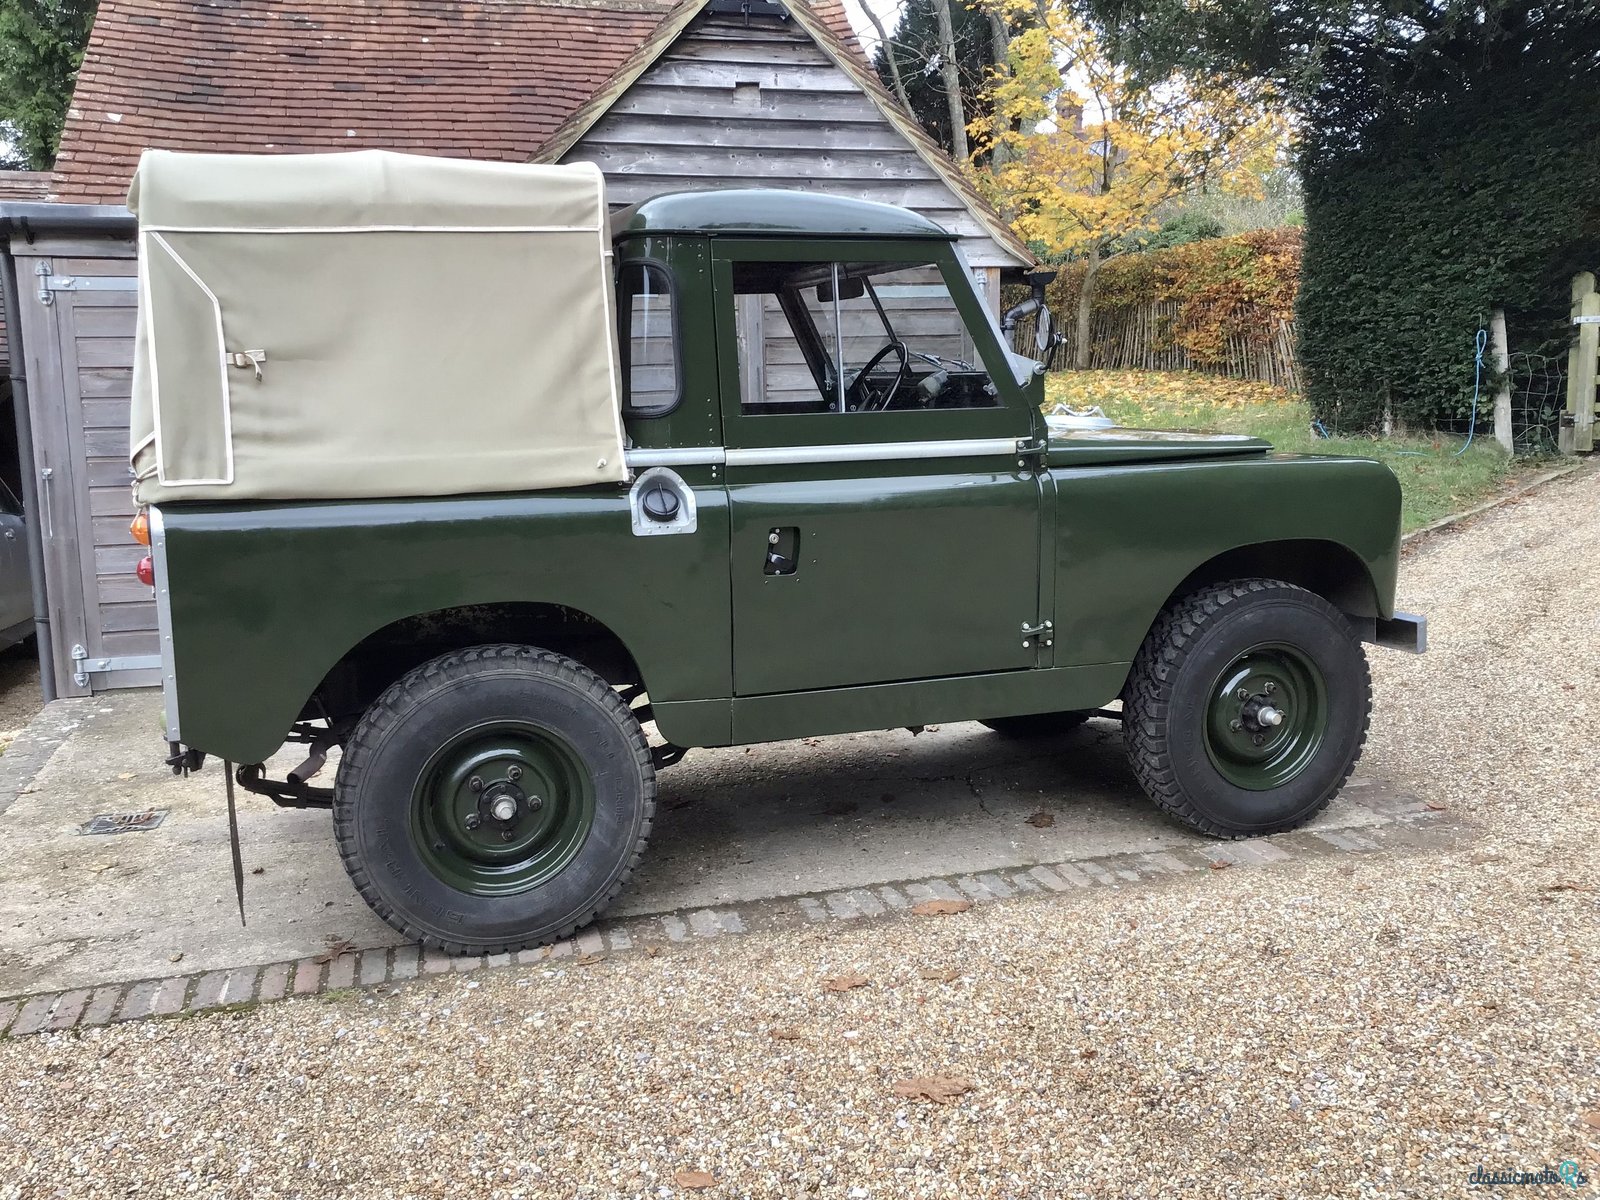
[409,719,596,896]
[1202,643,1329,792]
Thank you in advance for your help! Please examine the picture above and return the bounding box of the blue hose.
[1453,327,1488,457]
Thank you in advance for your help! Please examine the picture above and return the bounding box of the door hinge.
[71,642,88,687]
[36,261,140,306]
[1021,620,1053,649]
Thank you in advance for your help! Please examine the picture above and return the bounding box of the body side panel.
[1049,454,1402,669]
[161,487,732,763]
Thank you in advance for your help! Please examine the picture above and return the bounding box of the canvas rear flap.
[128,150,627,504]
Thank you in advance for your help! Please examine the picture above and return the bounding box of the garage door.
[13,238,156,696]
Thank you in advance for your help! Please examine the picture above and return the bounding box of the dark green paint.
[411,719,596,895]
[155,200,1406,767]
[614,190,954,243]
[1202,644,1328,791]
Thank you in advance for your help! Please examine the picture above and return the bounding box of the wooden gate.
[10,232,156,695]
[1564,271,1598,454]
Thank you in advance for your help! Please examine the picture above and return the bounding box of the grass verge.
[1046,370,1535,532]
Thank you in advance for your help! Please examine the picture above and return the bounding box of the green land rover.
[127,150,1423,953]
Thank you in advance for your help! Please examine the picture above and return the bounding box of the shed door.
[14,245,157,695]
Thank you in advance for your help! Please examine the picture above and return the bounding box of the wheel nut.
[1264,681,1277,695]
[528,795,544,812]
[468,776,484,793]
[464,813,482,830]
[1229,719,1243,732]
[1252,734,1265,746]
[1236,688,1251,702]
[501,829,517,843]
[507,765,523,782]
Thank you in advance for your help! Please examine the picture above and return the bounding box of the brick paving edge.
[0,805,1462,1040]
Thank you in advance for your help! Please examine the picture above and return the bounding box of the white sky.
[842,0,901,49]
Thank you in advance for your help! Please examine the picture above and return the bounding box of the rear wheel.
[978,711,1091,738]
[1124,579,1370,838]
[334,644,654,953]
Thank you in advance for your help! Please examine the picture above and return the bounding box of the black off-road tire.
[334,644,655,954]
[1124,579,1371,839]
[978,711,1092,738]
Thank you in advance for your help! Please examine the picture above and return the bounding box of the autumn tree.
[972,1,1283,368]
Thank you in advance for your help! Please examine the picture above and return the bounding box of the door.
[713,240,1044,697]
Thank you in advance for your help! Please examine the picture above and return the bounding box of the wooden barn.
[0,0,1031,700]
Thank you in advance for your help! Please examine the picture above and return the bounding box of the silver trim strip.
[148,506,181,742]
[624,447,726,468]
[623,438,1019,470]
[726,438,1020,466]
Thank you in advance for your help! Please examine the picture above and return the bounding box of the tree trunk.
[1074,243,1102,371]
[929,0,971,163]
[984,5,1010,171]
[863,2,914,115]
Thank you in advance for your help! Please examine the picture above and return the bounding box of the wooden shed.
[4,0,1031,699]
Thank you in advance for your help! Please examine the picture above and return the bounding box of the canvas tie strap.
[226,349,267,382]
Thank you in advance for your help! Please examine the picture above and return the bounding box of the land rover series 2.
[127,150,1423,952]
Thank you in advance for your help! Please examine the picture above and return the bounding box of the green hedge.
[1299,57,1600,431]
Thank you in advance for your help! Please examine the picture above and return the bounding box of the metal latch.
[227,350,267,382]
[1021,620,1053,648]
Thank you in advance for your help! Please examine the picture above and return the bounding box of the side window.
[732,260,999,416]
[619,262,680,417]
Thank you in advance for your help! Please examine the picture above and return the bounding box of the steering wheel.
[846,341,910,412]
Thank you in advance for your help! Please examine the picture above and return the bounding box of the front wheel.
[334,645,655,953]
[1124,579,1371,838]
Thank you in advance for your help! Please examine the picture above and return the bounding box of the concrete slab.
[0,690,1419,999]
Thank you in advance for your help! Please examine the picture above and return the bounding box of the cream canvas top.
[128,150,627,505]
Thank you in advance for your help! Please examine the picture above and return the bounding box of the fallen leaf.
[314,938,354,965]
[770,1026,805,1041]
[1544,882,1595,893]
[822,973,870,993]
[892,1075,973,1105]
[116,772,134,781]
[89,863,116,875]
[644,946,662,958]
[250,866,265,876]
[674,1169,716,1190]
[1582,1111,1600,1131]
[1025,810,1055,829]
[919,967,960,983]
[167,952,183,964]
[575,953,604,966]
[1208,860,1233,871]
[910,899,972,917]
[1423,800,1448,812]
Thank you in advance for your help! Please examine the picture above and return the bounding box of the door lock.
[764,527,800,576]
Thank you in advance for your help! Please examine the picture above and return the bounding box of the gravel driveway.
[2,465,1596,1199]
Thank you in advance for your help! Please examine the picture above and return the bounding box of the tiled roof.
[53,0,863,204]
[0,172,51,202]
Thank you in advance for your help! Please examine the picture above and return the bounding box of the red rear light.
[136,555,154,587]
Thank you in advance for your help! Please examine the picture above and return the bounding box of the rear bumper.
[1350,610,1427,654]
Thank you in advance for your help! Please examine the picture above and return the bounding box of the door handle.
[764,526,800,576]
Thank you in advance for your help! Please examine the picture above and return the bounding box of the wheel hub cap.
[410,721,595,896]
[1203,644,1329,791]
